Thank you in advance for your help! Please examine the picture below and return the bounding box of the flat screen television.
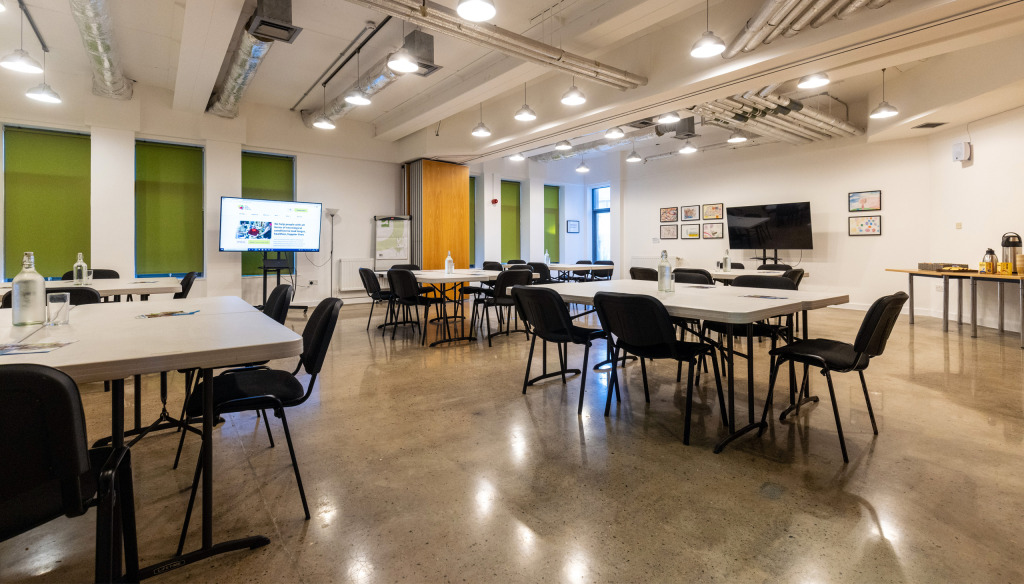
[726,202,813,250]
[218,197,323,252]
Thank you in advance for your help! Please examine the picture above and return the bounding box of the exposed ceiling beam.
[172,0,247,113]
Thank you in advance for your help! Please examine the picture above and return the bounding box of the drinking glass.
[86,269,94,284]
[47,292,71,326]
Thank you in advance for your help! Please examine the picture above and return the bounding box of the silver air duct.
[530,128,661,163]
[68,0,133,100]
[207,30,273,118]
[300,55,399,127]
[342,0,646,90]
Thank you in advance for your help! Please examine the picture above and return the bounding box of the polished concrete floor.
[2,300,1023,583]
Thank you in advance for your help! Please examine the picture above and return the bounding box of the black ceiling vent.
[248,0,302,43]
[912,122,947,129]
[627,119,657,129]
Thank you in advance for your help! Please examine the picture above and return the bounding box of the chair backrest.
[60,268,120,281]
[387,269,421,301]
[630,267,658,281]
[730,262,745,269]
[173,272,197,299]
[593,260,614,280]
[731,275,797,290]
[511,286,576,343]
[526,262,552,282]
[493,269,531,298]
[358,267,384,299]
[574,259,592,278]
[299,298,343,378]
[674,272,712,285]
[593,292,677,352]
[782,268,805,288]
[390,264,420,271]
[506,259,527,265]
[0,364,91,541]
[853,292,909,358]
[263,284,293,325]
[673,268,712,284]
[482,261,504,271]
[508,264,534,272]
[1,287,100,309]
[757,263,792,271]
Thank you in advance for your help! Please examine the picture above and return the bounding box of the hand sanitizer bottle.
[13,252,46,326]
[723,249,731,272]
[543,249,551,265]
[657,250,674,292]
[445,250,455,275]
[73,252,87,284]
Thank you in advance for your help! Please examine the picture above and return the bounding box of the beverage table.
[0,277,182,298]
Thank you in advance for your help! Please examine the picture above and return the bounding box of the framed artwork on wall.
[566,220,580,233]
[681,205,700,221]
[703,203,723,220]
[660,207,678,222]
[703,223,724,239]
[849,215,882,236]
[849,190,882,212]
[660,224,678,239]
[683,225,700,239]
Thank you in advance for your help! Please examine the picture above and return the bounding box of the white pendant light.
[797,72,830,89]
[509,152,525,161]
[690,0,725,58]
[576,160,590,173]
[471,103,491,137]
[387,48,419,73]
[727,131,747,143]
[0,1,6,13]
[561,75,586,106]
[869,68,899,119]
[678,140,697,154]
[626,141,641,163]
[25,52,60,104]
[457,0,496,22]
[605,127,625,140]
[554,140,572,151]
[514,84,537,121]
[344,51,371,106]
[2,10,43,74]
[313,85,335,129]
[656,111,681,124]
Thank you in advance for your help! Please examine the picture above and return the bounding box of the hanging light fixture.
[471,103,491,137]
[561,75,586,106]
[1,8,43,74]
[344,51,371,105]
[797,72,830,89]
[514,84,537,121]
[656,111,681,124]
[25,52,60,104]
[690,0,725,58]
[387,47,418,74]
[554,140,572,151]
[626,141,642,163]
[678,140,697,154]
[509,152,525,161]
[727,131,747,143]
[605,127,625,140]
[869,68,899,119]
[576,159,590,173]
[0,1,7,13]
[313,84,335,129]
[457,0,496,22]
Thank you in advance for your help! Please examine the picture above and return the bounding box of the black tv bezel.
[218,196,323,253]
[725,201,814,250]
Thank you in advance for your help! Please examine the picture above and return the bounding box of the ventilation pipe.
[342,0,646,90]
[207,30,273,118]
[68,0,133,100]
[725,0,892,57]
[530,128,661,162]
[300,55,399,127]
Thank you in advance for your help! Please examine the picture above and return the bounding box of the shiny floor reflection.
[2,303,1022,583]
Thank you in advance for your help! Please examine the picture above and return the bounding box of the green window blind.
[241,152,295,276]
[135,141,204,276]
[500,180,521,262]
[468,176,476,267]
[4,126,91,280]
[544,185,560,263]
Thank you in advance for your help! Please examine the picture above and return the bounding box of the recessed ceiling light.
[457,0,496,22]
[605,127,625,140]
[797,72,830,89]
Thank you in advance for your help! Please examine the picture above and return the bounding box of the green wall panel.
[544,185,560,263]
[468,176,476,267]
[241,152,295,276]
[500,180,521,262]
[135,141,204,276]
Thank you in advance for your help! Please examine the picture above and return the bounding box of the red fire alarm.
[491,198,499,205]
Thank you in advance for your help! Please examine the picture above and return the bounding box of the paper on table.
[0,340,77,355]
[740,294,788,299]
[137,310,200,319]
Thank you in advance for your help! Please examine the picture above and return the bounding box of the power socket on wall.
[307,279,319,286]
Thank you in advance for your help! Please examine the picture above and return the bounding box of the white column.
[90,127,136,277]
[524,161,545,262]
[480,166,502,262]
[203,140,242,297]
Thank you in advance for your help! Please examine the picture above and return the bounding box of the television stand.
[750,249,780,266]
[259,252,307,316]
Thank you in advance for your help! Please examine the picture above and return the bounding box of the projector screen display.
[219,197,323,252]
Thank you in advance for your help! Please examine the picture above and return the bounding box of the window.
[135,141,204,277]
[500,180,521,262]
[544,185,560,262]
[4,126,91,280]
[241,152,295,276]
[468,176,476,268]
[592,186,611,261]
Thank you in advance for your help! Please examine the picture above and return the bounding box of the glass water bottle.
[444,250,455,274]
[657,250,674,292]
[543,249,551,265]
[723,249,731,272]
[12,252,46,326]
[73,252,87,284]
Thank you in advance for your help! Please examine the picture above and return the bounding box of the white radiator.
[630,255,683,269]
[339,258,374,291]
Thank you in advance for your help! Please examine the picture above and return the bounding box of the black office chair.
[731,262,746,269]
[475,269,532,346]
[263,283,293,325]
[630,267,658,281]
[0,364,139,582]
[481,261,504,271]
[506,259,527,265]
[759,292,908,462]
[593,292,725,444]
[508,264,534,272]
[390,264,432,295]
[386,269,445,345]
[758,263,792,271]
[673,268,713,284]
[179,298,341,533]
[1,286,101,308]
[173,271,197,299]
[512,286,605,414]
[526,262,555,284]
[782,268,805,289]
[566,260,593,282]
[359,267,391,330]
[461,262,504,327]
[63,268,122,301]
[592,260,614,281]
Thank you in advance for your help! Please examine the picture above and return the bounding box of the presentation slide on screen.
[219,197,322,252]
